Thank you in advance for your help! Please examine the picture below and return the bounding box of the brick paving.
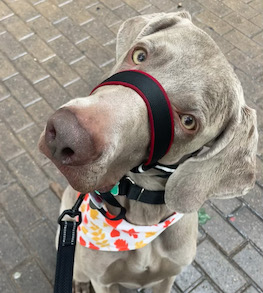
[0,0,262,292]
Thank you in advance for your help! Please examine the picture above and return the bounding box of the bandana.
[77,193,184,251]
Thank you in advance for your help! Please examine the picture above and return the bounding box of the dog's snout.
[45,108,96,165]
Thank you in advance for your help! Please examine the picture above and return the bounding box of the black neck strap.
[91,70,174,169]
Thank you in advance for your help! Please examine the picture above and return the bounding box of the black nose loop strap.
[90,70,174,169]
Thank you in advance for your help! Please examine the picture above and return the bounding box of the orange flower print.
[163,218,175,228]
[114,239,129,251]
[89,242,99,250]
[110,229,120,237]
[123,229,139,238]
[79,236,86,246]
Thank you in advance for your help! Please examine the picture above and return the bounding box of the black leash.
[54,193,85,293]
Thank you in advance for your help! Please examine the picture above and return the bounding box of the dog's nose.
[45,108,95,165]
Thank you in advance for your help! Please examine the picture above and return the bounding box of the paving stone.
[243,286,260,293]
[250,13,263,28]
[0,52,18,81]
[0,160,14,191]
[65,77,92,97]
[60,1,94,25]
[41,55,80,87]
[196,0,232,17]
[203,27,234,54]
[224,12,262,37]
[123,0,151,12]
[100,0,124,10]
[210,197,241,216]
[88,3,121,27]
[70,56,103,89]
[256,156,263,187]
[16,123,49,166]
[221,0,258,19]
[6,0,40,22]
[26,15,61,42]
[54,17,90,44]
[4,73,41,107]
[0,31,27,60]
[175,0,204,15]
[0,268,15,293]
[1,14,33,41]
[0,96,33,133]
[232,207,263,250]
[8,153,49,197]
[0,121,24,161]
[195,240,247,293]
[82,19,116,45]
[139,5,160,15]
[24,221,57,281]
[34,0,66,22]
[21,34,55,63]
[26,99,54,129]
[13,260,53,293]
[233,244,263,290]
[0,1,14,21]
[34,76,71,109]
[13,54,50,84]
[48,35,83,64]
[34,188,60,228]
[0,215,29,271]
[195,10,233,36]
[113,3,139,20]
[149,0,176,12]
[0,83,10,100]
[202,203,245,254]
[175,264,202,291]
[226,48,263,80]
[224,29,263,58]
[253,31,263,46]
[0,183,41,230]
[42,161,69,190]
[76,37,115,68]
[189,280,219,293]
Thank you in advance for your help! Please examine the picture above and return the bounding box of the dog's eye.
[132,49,147,65]
[180,115,196,130]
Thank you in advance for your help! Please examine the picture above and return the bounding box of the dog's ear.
[116,11,192,60]
[165,105,258,213]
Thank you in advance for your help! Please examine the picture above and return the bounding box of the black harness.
[54,70,177,293]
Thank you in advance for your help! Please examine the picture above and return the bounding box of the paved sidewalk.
[0,0,262,292]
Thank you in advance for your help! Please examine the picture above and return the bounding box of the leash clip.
[58,193,86,226]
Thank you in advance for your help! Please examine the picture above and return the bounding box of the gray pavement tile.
[243,286,261,293]
[0,31,27,60]
[189,280,219,293]
[16,123,49,166]
[34,188,60,229]
[42,161,69,190]
[0,160,15,191]
[24,221,57,281]
[174,264,202,291]
[64,78,92,98]
[0,96,33,133]
[0,183,41,230]
[0,121,25,161]
[8,153,49,197]
[0,82,10,100]
[210,197,241,217]
[233,244,263,290]
[34,76,71,110]
[243,184,263,218]
[4,73,41,107]
[200,203,245,255]
[0,51,18,81]
[232,207,263,251]
[0,215,29,271]
[12,260,53,293]
[0,268,16,293]
[196,0,232,17]
[221,0,258,19]
[195,240,247,293]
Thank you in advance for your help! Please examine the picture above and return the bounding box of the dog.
[39,11,258,293]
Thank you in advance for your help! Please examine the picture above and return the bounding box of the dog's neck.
[104,170,173,226]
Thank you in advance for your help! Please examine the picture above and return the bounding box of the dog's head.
[39,12,258,212]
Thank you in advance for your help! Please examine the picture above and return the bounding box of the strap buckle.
[58,193,85,226]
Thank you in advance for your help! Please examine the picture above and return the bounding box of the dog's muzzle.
[91,70,175,171]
